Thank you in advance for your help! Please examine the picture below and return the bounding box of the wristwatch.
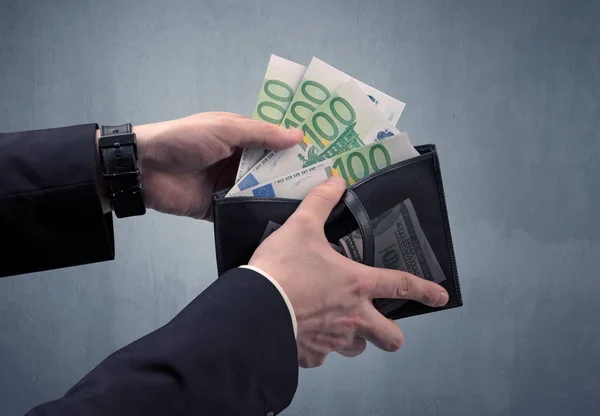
[98,123,146,218]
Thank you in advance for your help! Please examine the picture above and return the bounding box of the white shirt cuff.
[239,265,297,339]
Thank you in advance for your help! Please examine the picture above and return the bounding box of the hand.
[96,112,302,220]
[248,176,449,368]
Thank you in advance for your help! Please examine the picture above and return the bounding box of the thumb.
[234,119,303,150]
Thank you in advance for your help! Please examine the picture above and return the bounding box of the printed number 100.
[332,144,392,184]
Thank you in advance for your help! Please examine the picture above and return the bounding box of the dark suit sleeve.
[0,124,114,277]
[26,267,299,416]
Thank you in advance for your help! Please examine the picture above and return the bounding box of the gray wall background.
[1,0,599,414]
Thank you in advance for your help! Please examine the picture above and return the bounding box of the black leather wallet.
[212,145,462,320]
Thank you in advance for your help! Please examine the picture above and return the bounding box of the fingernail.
[435,292,449,307]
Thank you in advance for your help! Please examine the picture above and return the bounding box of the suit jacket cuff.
[239,265,297,338]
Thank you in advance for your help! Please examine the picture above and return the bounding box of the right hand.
[130,112,302,220]
[249,176,449,368]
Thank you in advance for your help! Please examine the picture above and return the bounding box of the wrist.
[131,123,159,210]
[132,121,170,172]
[131,124,150,173]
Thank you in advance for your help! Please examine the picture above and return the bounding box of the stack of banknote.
[226,55,418,200]
[227,55,446,295]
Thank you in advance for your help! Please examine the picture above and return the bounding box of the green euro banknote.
[234,55,307,182]
[280,57,405,129]
[338,198,446,315]
[227,133,414,199]
[228,79,400,195]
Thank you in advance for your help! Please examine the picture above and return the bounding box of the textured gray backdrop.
[1,0,599,415]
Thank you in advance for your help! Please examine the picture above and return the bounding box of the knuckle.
[395,274,413,298]
[345,338,366,356]
[357,337,367,352]
[387,335,404,352]
[420,289,436,306]
[309,184,336,204]
[330,337,348,351]
[314,355,326,367]
[348,314,367,332]
[298,357,308,368]
[305,354,326,368]
[350,276,373,298]
[291,212,316,229]
[254,122,273,137]
[335,318,354,339]
[265,123,284,137]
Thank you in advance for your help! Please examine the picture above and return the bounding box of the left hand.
[98,112,302,220]
[249,177,449,367]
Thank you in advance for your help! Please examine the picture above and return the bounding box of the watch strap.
[99,124,146,218]
[101,123,132,136]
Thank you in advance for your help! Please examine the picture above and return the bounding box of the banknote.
[258,220,343,253]
[338,199,446,314]
[280,57,405,129]
[354,79,406,125]
[229,80,401,195]
[234,55,307,182]
[227,133,414,199]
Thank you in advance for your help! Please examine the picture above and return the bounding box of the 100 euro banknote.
[229,80,401,195]
[227,133,414,199]
[280,57,405,129]
[234,55,307,182]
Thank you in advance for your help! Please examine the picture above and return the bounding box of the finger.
[370,268,449,308]
[293,176,346,225]
[202,112,247,119]
[233,119,303,150]
[213,148,243,195]
[356,307,404,352]
[336,336,367,358]
[299,353,327,369]
[218,112,246,118]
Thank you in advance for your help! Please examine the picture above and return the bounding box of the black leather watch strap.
[99,123,146,218]
[101,123,132,137]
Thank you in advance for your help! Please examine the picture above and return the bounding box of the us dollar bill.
[280,57,405,129]
[229,80,401,194]
[234,55,307,182]
[339,199,446,314]
[227,133,414,199]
